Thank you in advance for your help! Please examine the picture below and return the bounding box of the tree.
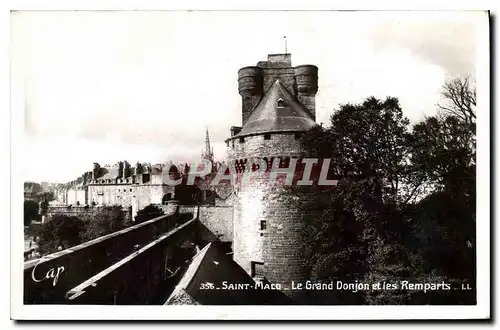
[35,206,132,256]
[315,97,417,206]
[409,191,475,276]
[408,115,475,195]
[80,205,128,241]
[301,96,425,207]
[24,200,39,226]
[37,215,85,255]
[438,76,476,125]
[405,77,477,304]
[39,198,49,216]
[298,96,416,304]
[295,90,476,304]
[412,75,476,195]
[134,204,165,224]
[299,181,370,304]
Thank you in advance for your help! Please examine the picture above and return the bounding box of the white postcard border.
[7,3,491,321]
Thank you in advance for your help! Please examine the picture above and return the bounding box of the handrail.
[24,206,179,269]
[66,206,199,300]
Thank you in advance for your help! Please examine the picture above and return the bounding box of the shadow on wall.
[174,185,204,205]
[197,221,226,246]
[168,242,294,305]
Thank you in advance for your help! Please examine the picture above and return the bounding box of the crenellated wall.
[237,54,318,125]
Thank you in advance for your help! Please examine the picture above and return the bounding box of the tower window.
[260,220,267,230]
[264,133,271,140]
[251,261,265,277]
[277,98,284,108]
[239,137,245,143]
[294,132,302,140]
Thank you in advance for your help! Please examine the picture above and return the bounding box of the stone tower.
[227,53,319,300]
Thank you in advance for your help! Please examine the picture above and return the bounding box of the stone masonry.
[227,53,320,300]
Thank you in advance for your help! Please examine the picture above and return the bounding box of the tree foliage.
[36,205,130,255]
[79,205,128,241]
[408,115,475,195]
[37,215,85,255]
[298,92,476,304]
[39,199,49,215]
[304,97,417,206]
[24,200,39,226]
[134,204,165,224]
[438,76,476,125]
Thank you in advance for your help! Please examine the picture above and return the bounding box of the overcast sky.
[11,11,484,183]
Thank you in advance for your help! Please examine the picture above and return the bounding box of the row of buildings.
[24,182,55,203]
[27,51,326,303]
[52,130,219,217]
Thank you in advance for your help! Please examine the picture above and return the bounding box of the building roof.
[165,242,292,305]
[99,167,119,181]
[234,79,316,138]
[151,166,163,175]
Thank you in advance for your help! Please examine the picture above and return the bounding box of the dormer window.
[277,98,285,108]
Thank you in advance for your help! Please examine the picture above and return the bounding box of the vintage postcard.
[10,9,490,320]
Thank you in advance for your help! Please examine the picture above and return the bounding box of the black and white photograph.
[9,8,490,321]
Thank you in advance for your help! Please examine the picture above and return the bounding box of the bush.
[134,204,165,224]
[79,205,129,241]
[35,206,130,256]
[24,200,40,226]
[37,214,85,255]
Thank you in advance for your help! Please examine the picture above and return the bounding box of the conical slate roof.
[236,79,316,137]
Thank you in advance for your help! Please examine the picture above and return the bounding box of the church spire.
[201,127,214,162]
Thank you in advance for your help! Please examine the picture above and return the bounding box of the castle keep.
[227,53,319,295]
[25,53,325,305]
